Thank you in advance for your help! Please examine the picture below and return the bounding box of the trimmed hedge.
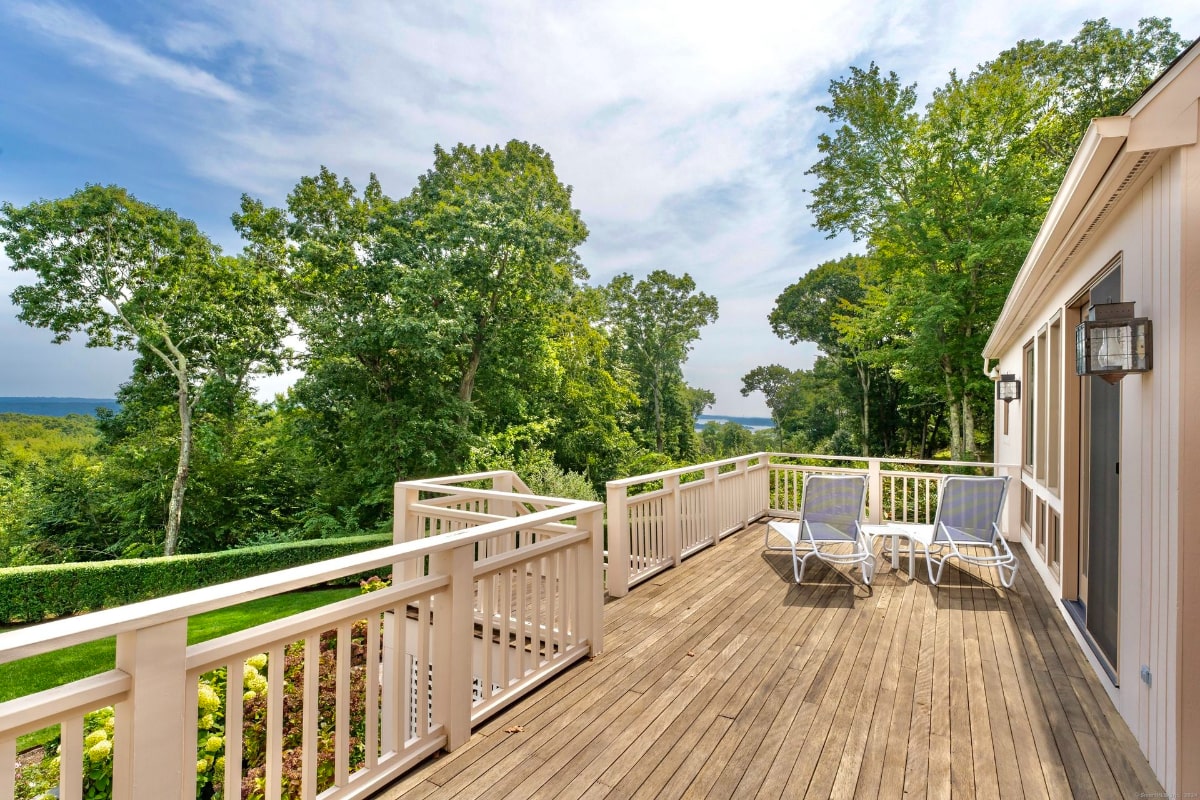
[0,533,392,624]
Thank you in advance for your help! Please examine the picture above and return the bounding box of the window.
[1048,316,1062,492]
[1036,328,1048,483]
[1023,343,1035,470]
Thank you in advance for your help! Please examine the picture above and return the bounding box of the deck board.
[373,521,1165,800]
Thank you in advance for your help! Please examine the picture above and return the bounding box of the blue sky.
[2,1,1198,415]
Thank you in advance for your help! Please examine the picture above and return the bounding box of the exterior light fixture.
[1075,302,1152,384]
[996,373,1021,403]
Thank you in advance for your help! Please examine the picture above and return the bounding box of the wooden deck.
[375,520,1163,799]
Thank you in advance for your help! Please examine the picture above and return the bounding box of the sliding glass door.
[1079,267,1121,670]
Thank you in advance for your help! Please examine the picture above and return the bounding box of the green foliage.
[470,425,601,502]
[539,288,639,485]
[13,746,58,800]
[741,365,804,439]
[0,413,99,465]
[0,415,104,565]
[0,534,389,623]
[697,421,754,460]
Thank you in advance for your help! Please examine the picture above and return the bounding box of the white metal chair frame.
[915,475,1017,588]
[764,473,874,585]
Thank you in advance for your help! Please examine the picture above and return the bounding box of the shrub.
[0,534,391,624]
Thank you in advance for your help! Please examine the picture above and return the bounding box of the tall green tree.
[235,168,469,520]
[235,143,591,521]
[603,270,718,454]
[541,287,638,483]
[740,364,801,445]
[401,141,589,417]
[770,255,883,455]
[1,185,287,554]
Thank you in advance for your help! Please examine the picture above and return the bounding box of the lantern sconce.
[996,373,1021,403]
[1075,301,1153,384]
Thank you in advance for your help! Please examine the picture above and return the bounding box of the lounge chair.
[908,475,1016,587]
[764,473,873,584]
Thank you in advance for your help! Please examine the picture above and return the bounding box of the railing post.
[582,507,606,655]
[738,457,751,530]
[1000,463,1021,541]
[761,452,774,516]
[705,465,720,543]
[111,619,188,800]
[605,483,629,598]
[395,483,423,581]
[430,543,474,751]
[665,473,681,567]
[493,471,515,519]
[868,458,883,524]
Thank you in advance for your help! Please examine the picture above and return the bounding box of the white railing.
[605,452,1020,596]
[0,472,604,800]
[605,454,770,596]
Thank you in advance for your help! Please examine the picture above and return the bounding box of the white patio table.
[860,523,932,579]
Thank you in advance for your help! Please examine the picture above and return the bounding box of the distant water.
[695,413,774,432]
[0,397,120,416]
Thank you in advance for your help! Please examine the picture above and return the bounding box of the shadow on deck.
[375,520,1162,799]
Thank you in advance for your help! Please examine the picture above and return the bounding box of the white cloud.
[8,1,247,105]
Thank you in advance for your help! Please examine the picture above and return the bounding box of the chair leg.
[927,551,949,585]
[861,553,875,585]
[998,560,1018,588]
[795,550,811,583]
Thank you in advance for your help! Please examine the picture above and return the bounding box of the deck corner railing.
[0,470,604,800]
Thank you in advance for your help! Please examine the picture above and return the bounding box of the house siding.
[992,152,1187,793]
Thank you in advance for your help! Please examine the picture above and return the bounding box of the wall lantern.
[996,373,1021,403]
[1074,301,1152,384]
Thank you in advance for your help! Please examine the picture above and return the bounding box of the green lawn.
[1,586,360,750]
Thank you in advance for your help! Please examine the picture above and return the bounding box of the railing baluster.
[334,622,351,787]
[380,609,402,753]
[265,643,284,800]
[416,597,431,738]
[481,573,495,701]
[546,551,558,663]
[395,605,409,747]
[302,636,319,799]
[533,555,544,667]
[59,716,83,800]
[365,615,380,770]
[502,570,513,687]
[225,658,244,799]
[0,736,14,799]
